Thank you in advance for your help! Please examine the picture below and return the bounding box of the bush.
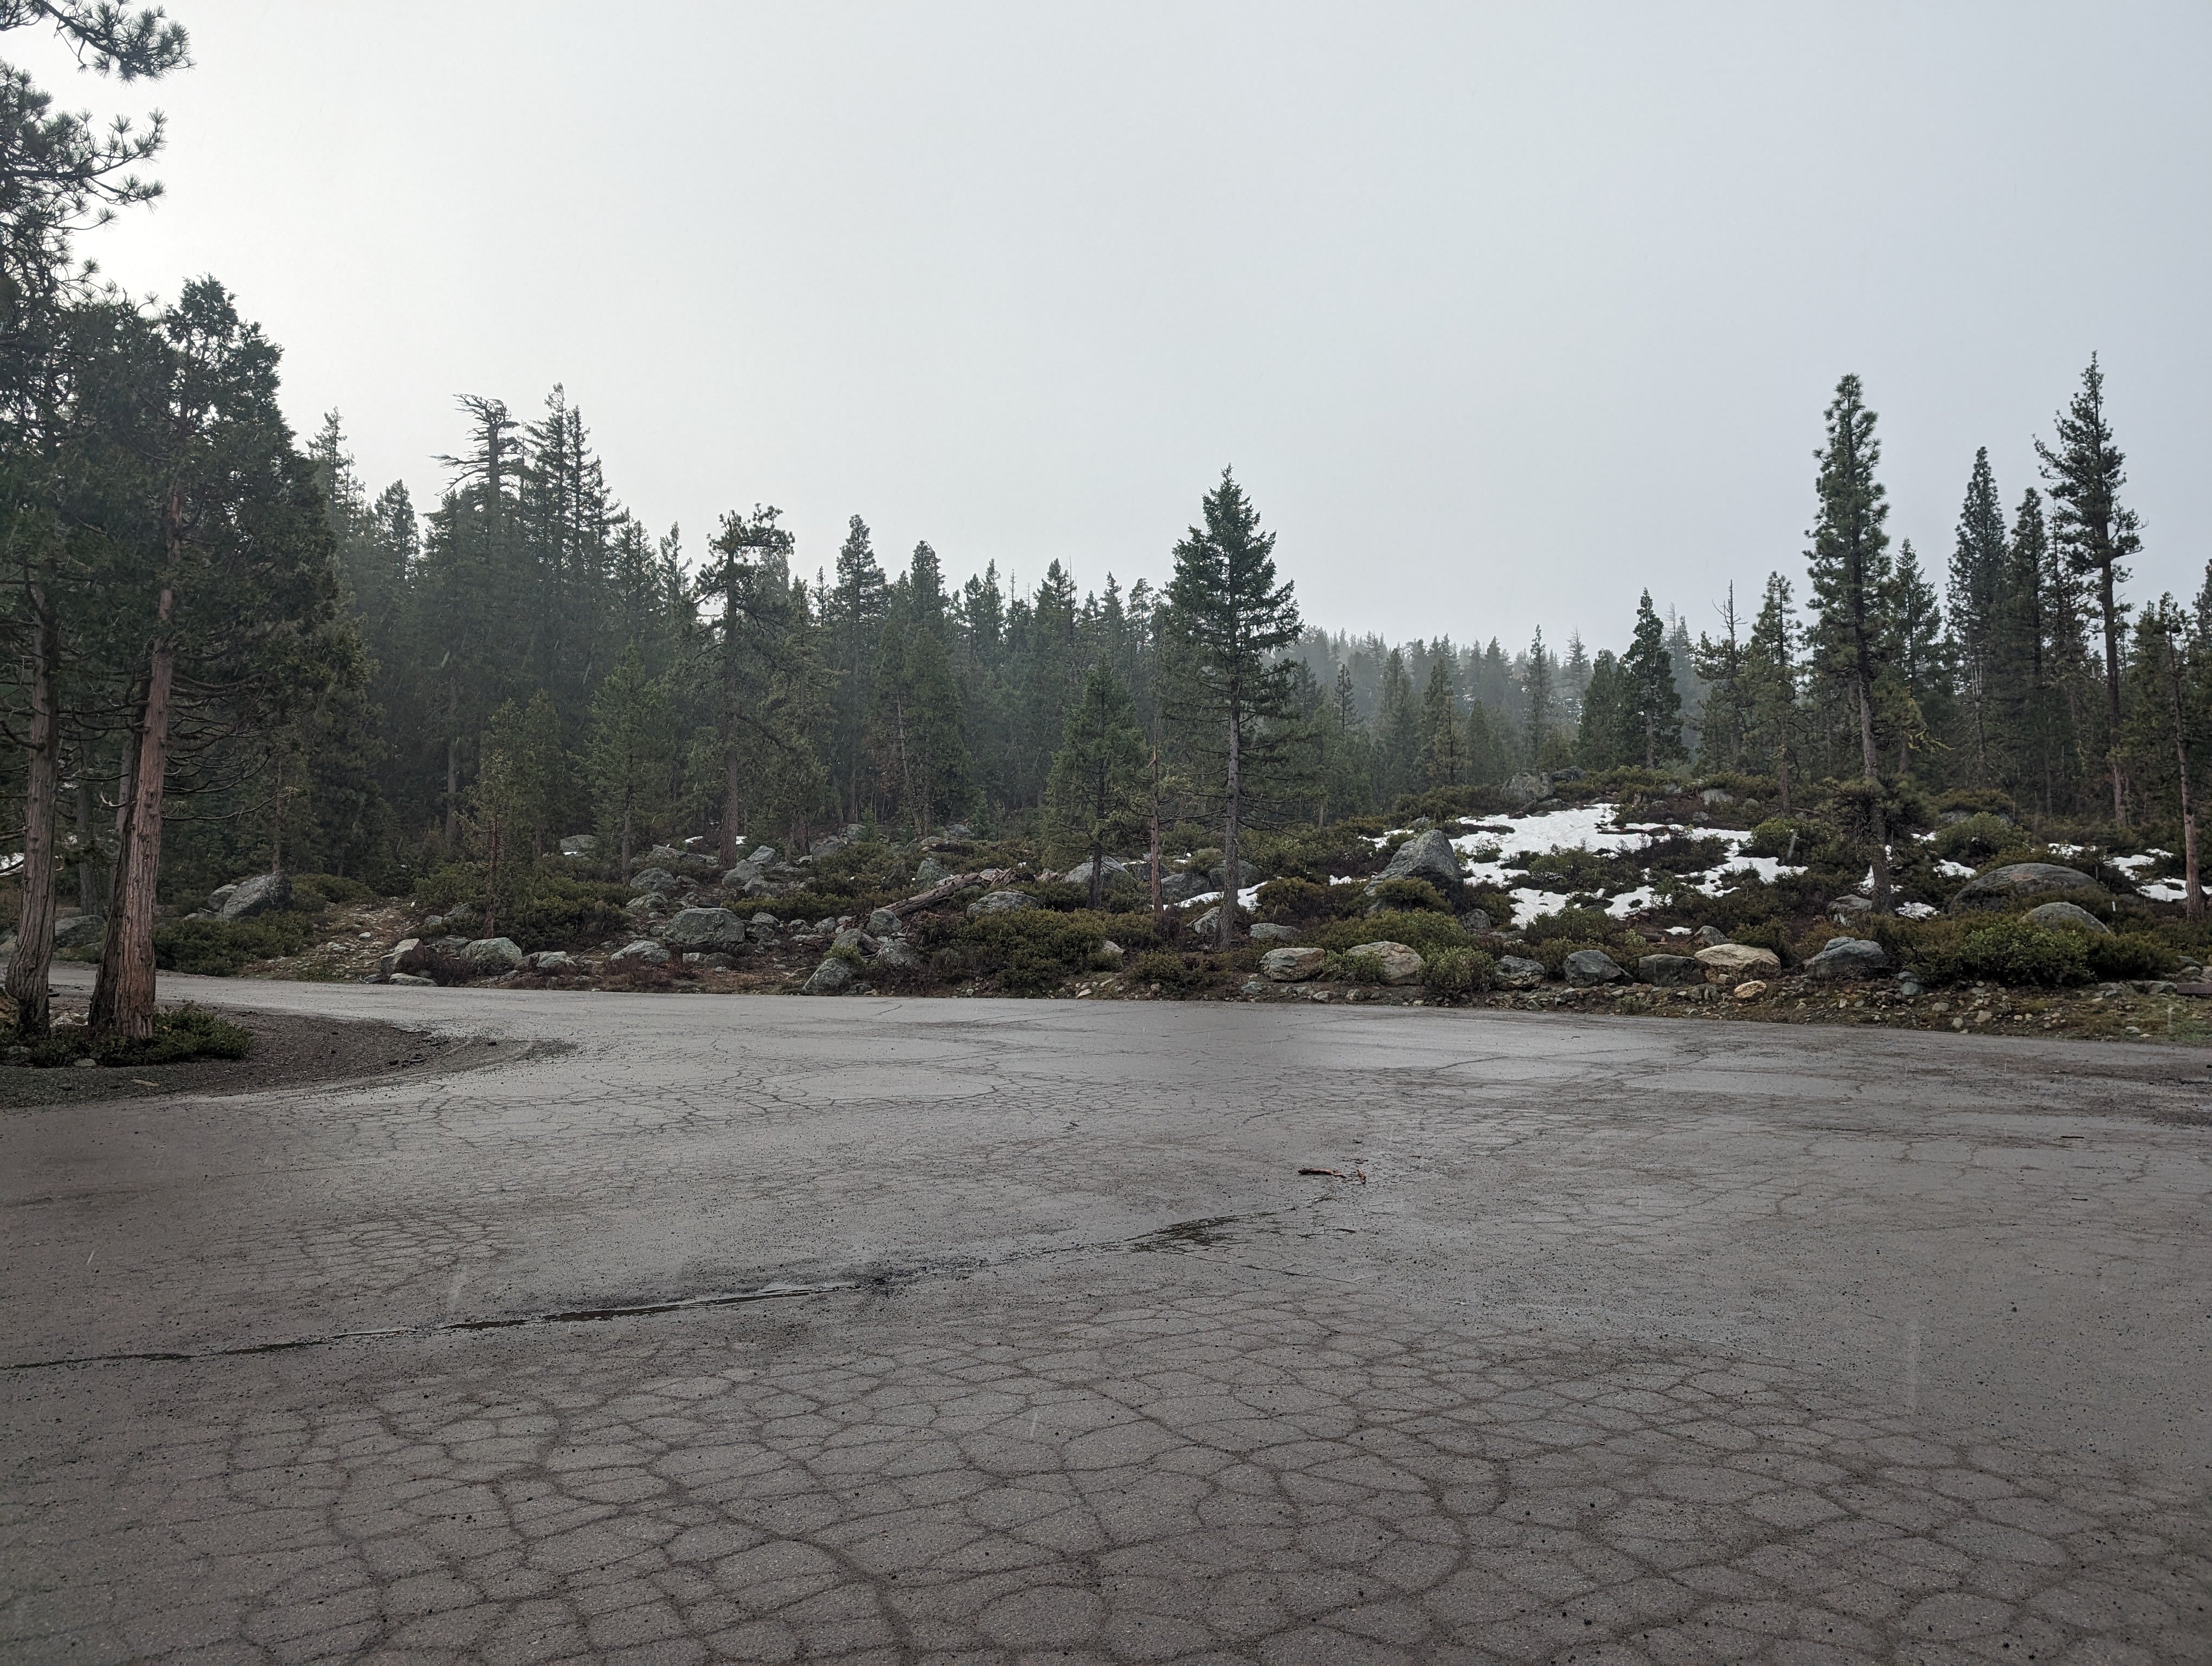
[1129,949,1224,998]
[292,872,377,907]
[954,908,1112,995]
[1904,917,2091,988]
[153,913,317,976]
[20,1003,252,1068]
[501,874,633,951]
[1527,938,1616,977]
[1330,949,1389,984]
[1728,919,1798,967]
[2085,933,2175,981]
[1744,818,1824,861]
[1256,876,1360,925]
[1522,906,1616,945]
[1930,813,2031,868]
[1310,909,1470,959]
[1422,947,1495,998]
[1368,876,1448,913]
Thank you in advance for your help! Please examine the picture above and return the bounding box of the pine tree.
[1885,539,1946,777]
[1044,662,1147,906]
[1622,591,1683,768]
[2036,356,2142,826]
[1165,469,1301,950]
[825,515,888,822]
[2123,598,2201,916]
[1693,586,1748,773]
[1575,651,1626,770]
[1947,448,2008,783]
[1522,629,1555,766]
[1805,373,1895,908]
[1419,657,1465,789]
[1743,574,1800,813]
[1375,648,1420,803]
[586,643,676,877]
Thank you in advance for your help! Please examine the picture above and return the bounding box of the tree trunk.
[1218,700,1242,950]
[75,773,102,917]
[1776,744,1791,818]
[443,676,460,845]
[5,591,60,1035]
[619,797,634,880]
[1857,674,1891,913]
[721,742,743,869]
[2174,662,2201,921]
[2101,566,2125,828]
[1148,745,1162,921]
[92,594,175,1043]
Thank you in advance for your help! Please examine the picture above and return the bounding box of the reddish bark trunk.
[92,593,175,1043]
[5,591,60,1034]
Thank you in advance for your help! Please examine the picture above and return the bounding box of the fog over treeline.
[0,1,2200,1045]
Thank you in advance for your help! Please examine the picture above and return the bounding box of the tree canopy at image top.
[2036,354,2141,827]
[1166,468,1299,949]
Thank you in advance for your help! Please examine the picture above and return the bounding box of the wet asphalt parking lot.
[4,976,2210,1663]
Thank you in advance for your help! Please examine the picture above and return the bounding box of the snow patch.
[1935,860,1976,880]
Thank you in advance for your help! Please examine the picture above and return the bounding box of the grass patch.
[15,1004,252,1068]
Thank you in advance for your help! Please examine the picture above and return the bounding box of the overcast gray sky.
[22,2,2209,652]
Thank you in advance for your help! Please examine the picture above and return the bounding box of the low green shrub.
[1422,946,1495,997]
[1903,917,2091,987]
[1929,813,2032,868]
[1129,949,1224,998]
[1728,919,1798,966]
[1367,876,1449,913]
[153,913,316,976]
[1743,818,1827,861]
[1527,938,1616,978]
[1309,909,1470,958]
[954,908,1111,995]
[19,1003,252,1068]
[1522,906,1616,945]
[1331,949,1389,984]
[500,874,634,951]
[1256,876,1362,925]
[292,872,378,907]
[2085,933,2175,981]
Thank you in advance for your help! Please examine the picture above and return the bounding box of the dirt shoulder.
[0,998,551,1110]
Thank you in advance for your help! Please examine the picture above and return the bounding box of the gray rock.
[2024,900,2112,935]
[914,856,950,886]
[1564,949,1627,986]
[2131,979,2178,996]
[1457,907,1493,933]
[967,889,1035,918]
[1209,857,1264,891]
[721,861,764,888]
[527,950,574,972]
[750,912,780,927]
[628,866,683,895]
[1345,940,1424,985]
[1949,861,2103,914]
[802,957,853,994]
[1693,943,1780,976]
[1828,894,1875,920]
[1638,953,1700,986]
[462,937,524,971]
[1366,828,1465,901]
[1803,937,1888,979]
[1098,940,1124,961]
[558,834,597,857]
[610,939,670,965]
[52,914,105,949]
[1065,856,1129,891]
[1496,954,1547,989]
[1504,772,1550,807]
[1262,945,1327,982]
[1693,925,1728,946]
[1249,921,1297,943]
[386,972,436,986]
[832,927,869,954]
[221,872,292,920]
[661,906,750,953]
[866,908,902,937]
[1158,870,1210,904]
[873,938,921,971]
[1191,906,1221,937]
[1547,765,1586,784]
[1699,786,1734,805]
[941,823,976,842]
[377,937,425,976]
[206,883,239,913]
[811,834,848,860]
[428,935,471,958]
[644,843,719,877]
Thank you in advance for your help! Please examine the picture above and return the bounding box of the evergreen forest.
[4,4,2206,1042]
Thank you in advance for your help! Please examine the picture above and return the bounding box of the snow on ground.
[2106,851,2171,876]
[2047,842,2089,858]
[1895,901,1939,919]
[1439,802,1804,925]
[1935,860,1976,879]
[2138,879,2189,904]
[1178,886,1264,912]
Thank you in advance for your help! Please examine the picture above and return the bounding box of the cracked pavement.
[4,978,2210,1663]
